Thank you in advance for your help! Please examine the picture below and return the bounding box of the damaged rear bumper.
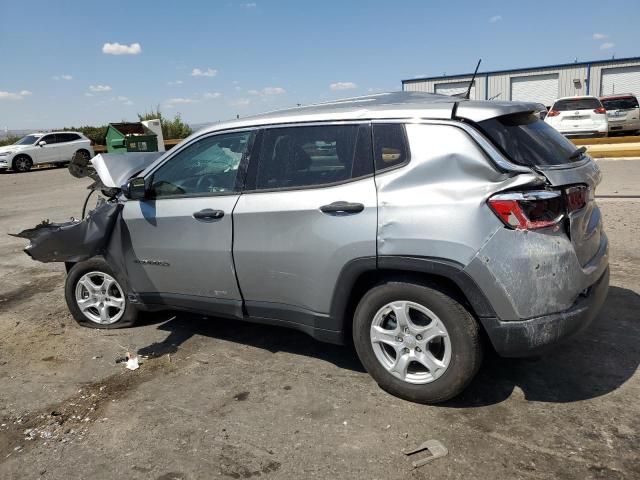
[481,267,610,357]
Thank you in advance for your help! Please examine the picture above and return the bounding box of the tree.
[138,107,193,139]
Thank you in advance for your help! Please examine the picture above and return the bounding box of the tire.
[352,281,482,404]
[65,257,138,329]
[72,149,90,166]
[12,155,33,172]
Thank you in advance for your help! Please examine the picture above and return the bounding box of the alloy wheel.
[370,300,452,384]
[74,271,125,325]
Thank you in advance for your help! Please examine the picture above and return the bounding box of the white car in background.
[544,96,608,138]
[600,94,640,136]
[0,132,94,173]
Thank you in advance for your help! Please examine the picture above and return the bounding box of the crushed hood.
[90,152,163,188]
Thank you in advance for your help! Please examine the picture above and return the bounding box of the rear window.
[478,112,581,167]
[601,97,639,110]
[553,98,602,111]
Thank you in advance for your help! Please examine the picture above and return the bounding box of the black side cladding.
[10,202,123,263]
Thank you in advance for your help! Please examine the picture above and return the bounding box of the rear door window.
[373,124,409,171]
[553,98,602,111]
[478,112,581,167]
[252,124,372,190]
[601,97,639,110]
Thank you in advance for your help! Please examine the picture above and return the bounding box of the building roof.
[402,56,640,84]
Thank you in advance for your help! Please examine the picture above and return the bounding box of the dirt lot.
[1,162,639,480]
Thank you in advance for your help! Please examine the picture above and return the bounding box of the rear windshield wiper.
[568,146,587,160]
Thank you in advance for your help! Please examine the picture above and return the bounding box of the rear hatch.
[469,110,604,268]
[548,97,607,132]
[601,96,640,130]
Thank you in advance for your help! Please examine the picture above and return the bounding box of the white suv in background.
[544,96,608,138]
[600,94,640,135]
[0,132,94,173]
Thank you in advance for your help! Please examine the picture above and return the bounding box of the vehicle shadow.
[136,285,639,405]
[446,285,640,406]
[136,312,366,373]
[0,164,66,174]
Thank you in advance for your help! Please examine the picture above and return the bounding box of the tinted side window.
[254,124,371,190]
[56,133,76,143]
[41,134,57,144]
[373,124,409,171]
[150,131,252,198]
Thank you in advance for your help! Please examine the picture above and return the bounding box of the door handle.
[319,201,365,214]
[193,208,225,220]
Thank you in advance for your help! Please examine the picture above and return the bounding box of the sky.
[0,0,638,130]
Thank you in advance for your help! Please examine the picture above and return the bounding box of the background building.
[402,56,640,107]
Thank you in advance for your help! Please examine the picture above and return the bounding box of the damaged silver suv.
[15,92,609,403]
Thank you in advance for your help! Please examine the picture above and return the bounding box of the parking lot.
[0,162,639,479]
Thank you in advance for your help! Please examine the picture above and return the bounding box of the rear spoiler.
[453,100,545,122]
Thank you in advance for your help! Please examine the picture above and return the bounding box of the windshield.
[553,98,602,111]
[14,135,40,145]
[478,112,582,167]
[601,97,639,110]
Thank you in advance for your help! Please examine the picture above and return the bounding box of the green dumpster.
[106,122,159,153]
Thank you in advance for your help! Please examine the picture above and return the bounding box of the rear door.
[121,130,255,316]
[233,123,376,329]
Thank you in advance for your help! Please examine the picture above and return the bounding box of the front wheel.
[12,155,33,172]
[353,281,483,404]
[65,258,138,329]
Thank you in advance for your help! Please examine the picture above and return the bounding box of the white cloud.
[330,82,357,91]
[489,15,502,23]
[167,80,183,86]
[593,33,608,40]
[165,97,197,105]
[191,68,218,77]
[204,92,222,99]
[0,90,32,101]
[102,42,142,55]
[115,96,133,105]
[52,74,73,81]
[89,84,112,93]
[234,86,242,91]
[241,2,257,7]
[231,98,251,107]
[262,87,286,95]
[600,42,615,50]
[84,92,94,97]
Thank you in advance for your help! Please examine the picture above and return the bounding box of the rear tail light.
[488,186,590,230]
[488,190,564,230]
[565,185,588,212]
[594,107,607,114]
[547,109,560,117]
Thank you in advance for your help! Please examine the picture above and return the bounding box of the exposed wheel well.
[338,266,493,347]
[74,148,91,158]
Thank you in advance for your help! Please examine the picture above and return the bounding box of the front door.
[121,130,255,317]
[33,134,59,164]
[233,123,377,330]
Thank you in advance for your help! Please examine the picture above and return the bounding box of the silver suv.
[17,92,609,403]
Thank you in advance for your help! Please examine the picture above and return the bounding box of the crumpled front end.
[10,201,122,263]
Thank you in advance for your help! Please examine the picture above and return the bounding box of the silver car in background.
[600,94,640,135]
[18,92,609,403]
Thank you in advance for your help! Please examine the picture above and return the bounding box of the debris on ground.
[403,439,448,468]
[115,352,139,371]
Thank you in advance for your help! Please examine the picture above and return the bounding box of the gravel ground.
[0,163,638,480]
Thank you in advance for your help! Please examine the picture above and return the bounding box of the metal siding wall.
[403,59,640,101]
[590,59,640,96]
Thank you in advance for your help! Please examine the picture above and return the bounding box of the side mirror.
[122,177,148,200]
[38,140,47,147]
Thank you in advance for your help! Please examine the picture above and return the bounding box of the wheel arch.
[330,256,496,343]
[12,152,33,166]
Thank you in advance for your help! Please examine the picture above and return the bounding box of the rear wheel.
[353,281,482,404]
[72,149,90,165]
[65,258,138,329]
[12,155,33,172]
